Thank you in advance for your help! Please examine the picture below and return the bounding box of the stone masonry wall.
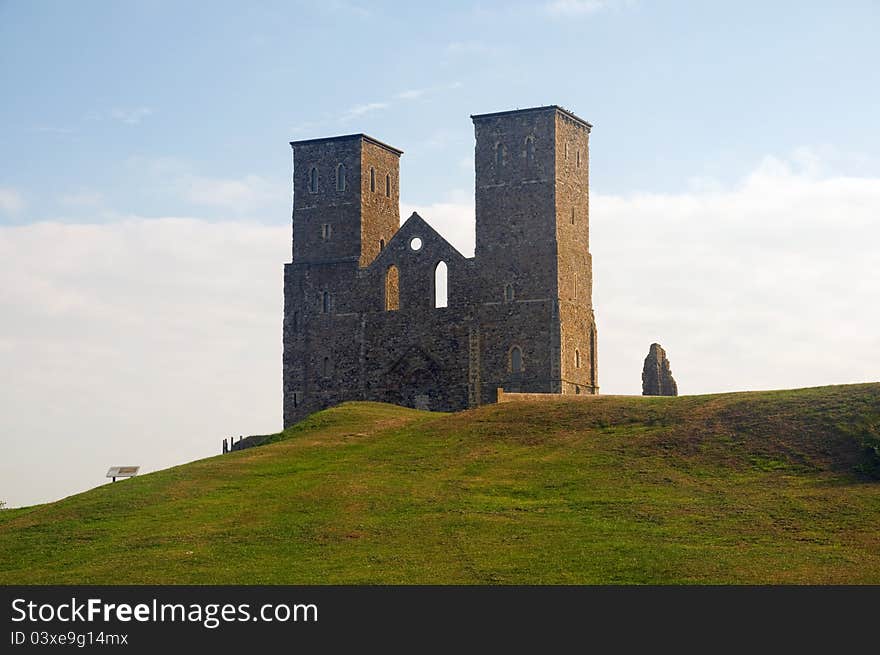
[292,139,362,264]
[283,106,598,428]
[555,111,598,394]
[360,139,400,268]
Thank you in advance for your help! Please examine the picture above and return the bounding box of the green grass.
[2,384,880,584]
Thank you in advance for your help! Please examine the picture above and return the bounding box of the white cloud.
[545,0,605,15]
[544,0,632,16]
[29,126,74,135]
[2,150,878,507]
[110,107,154,125]
[340,102,389,122]
[185,174,281,214]
[0,218,288,508]
[0,187,25,215]
[408,150,880,397]
[87,107,154,125]
[121,157,286,217]
[396,89,426,100]
[293,83,463,136]
[593,151,879,396]
[396,82,462,101]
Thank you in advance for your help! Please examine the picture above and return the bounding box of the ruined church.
[283,105,598,427]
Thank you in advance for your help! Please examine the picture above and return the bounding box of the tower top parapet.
[470,105,592,131]
[290,133,403,156]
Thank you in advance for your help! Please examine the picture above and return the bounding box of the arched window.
[309,167,318,193]
[322,291,330,313]
[575,349,581,368]
[322,356,330,377]
[495,143,504,169]
[525,136,535,167]
[434,261,448,308]
[370,167,376,192]
[379,239,385,251]
[385,173,391,197]
[510,346,523,374]
[385,265,399,311]
[504,283,514,302]
[336,163,346,191]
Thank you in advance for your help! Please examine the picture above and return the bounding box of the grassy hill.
[2,383,879,584]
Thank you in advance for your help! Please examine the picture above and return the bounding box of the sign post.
[106,466,140,483]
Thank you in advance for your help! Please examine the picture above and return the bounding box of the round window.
[409,237,423,251]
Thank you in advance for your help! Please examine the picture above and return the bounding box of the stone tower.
[282,105,598,428]
[283,134,402,426]
[471,106,597,395]
[290,134,401,267]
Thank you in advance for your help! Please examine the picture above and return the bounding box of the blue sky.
[2,1,879,507]
[3,0,879,222]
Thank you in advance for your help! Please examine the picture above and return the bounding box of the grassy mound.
[2,384,879,584]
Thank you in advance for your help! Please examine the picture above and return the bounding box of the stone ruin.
[642,343,678,396]
[282,105,599,426]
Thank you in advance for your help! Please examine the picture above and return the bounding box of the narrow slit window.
[525,136,535,167]
[434,261,448,308]
[336,163,346,191]
[370,167,376,192]
[322,291,330,313]
[571,207,575,224]
[379,239,385,251]
[504,283,514,302]
[322,356,330,377]
[309,167,318,193]
[385,173,391,197]
[495,143,504,170]
[575,349,581,368]
[576,150,581,168]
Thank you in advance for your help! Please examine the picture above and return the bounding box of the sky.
[1,0,879,507]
